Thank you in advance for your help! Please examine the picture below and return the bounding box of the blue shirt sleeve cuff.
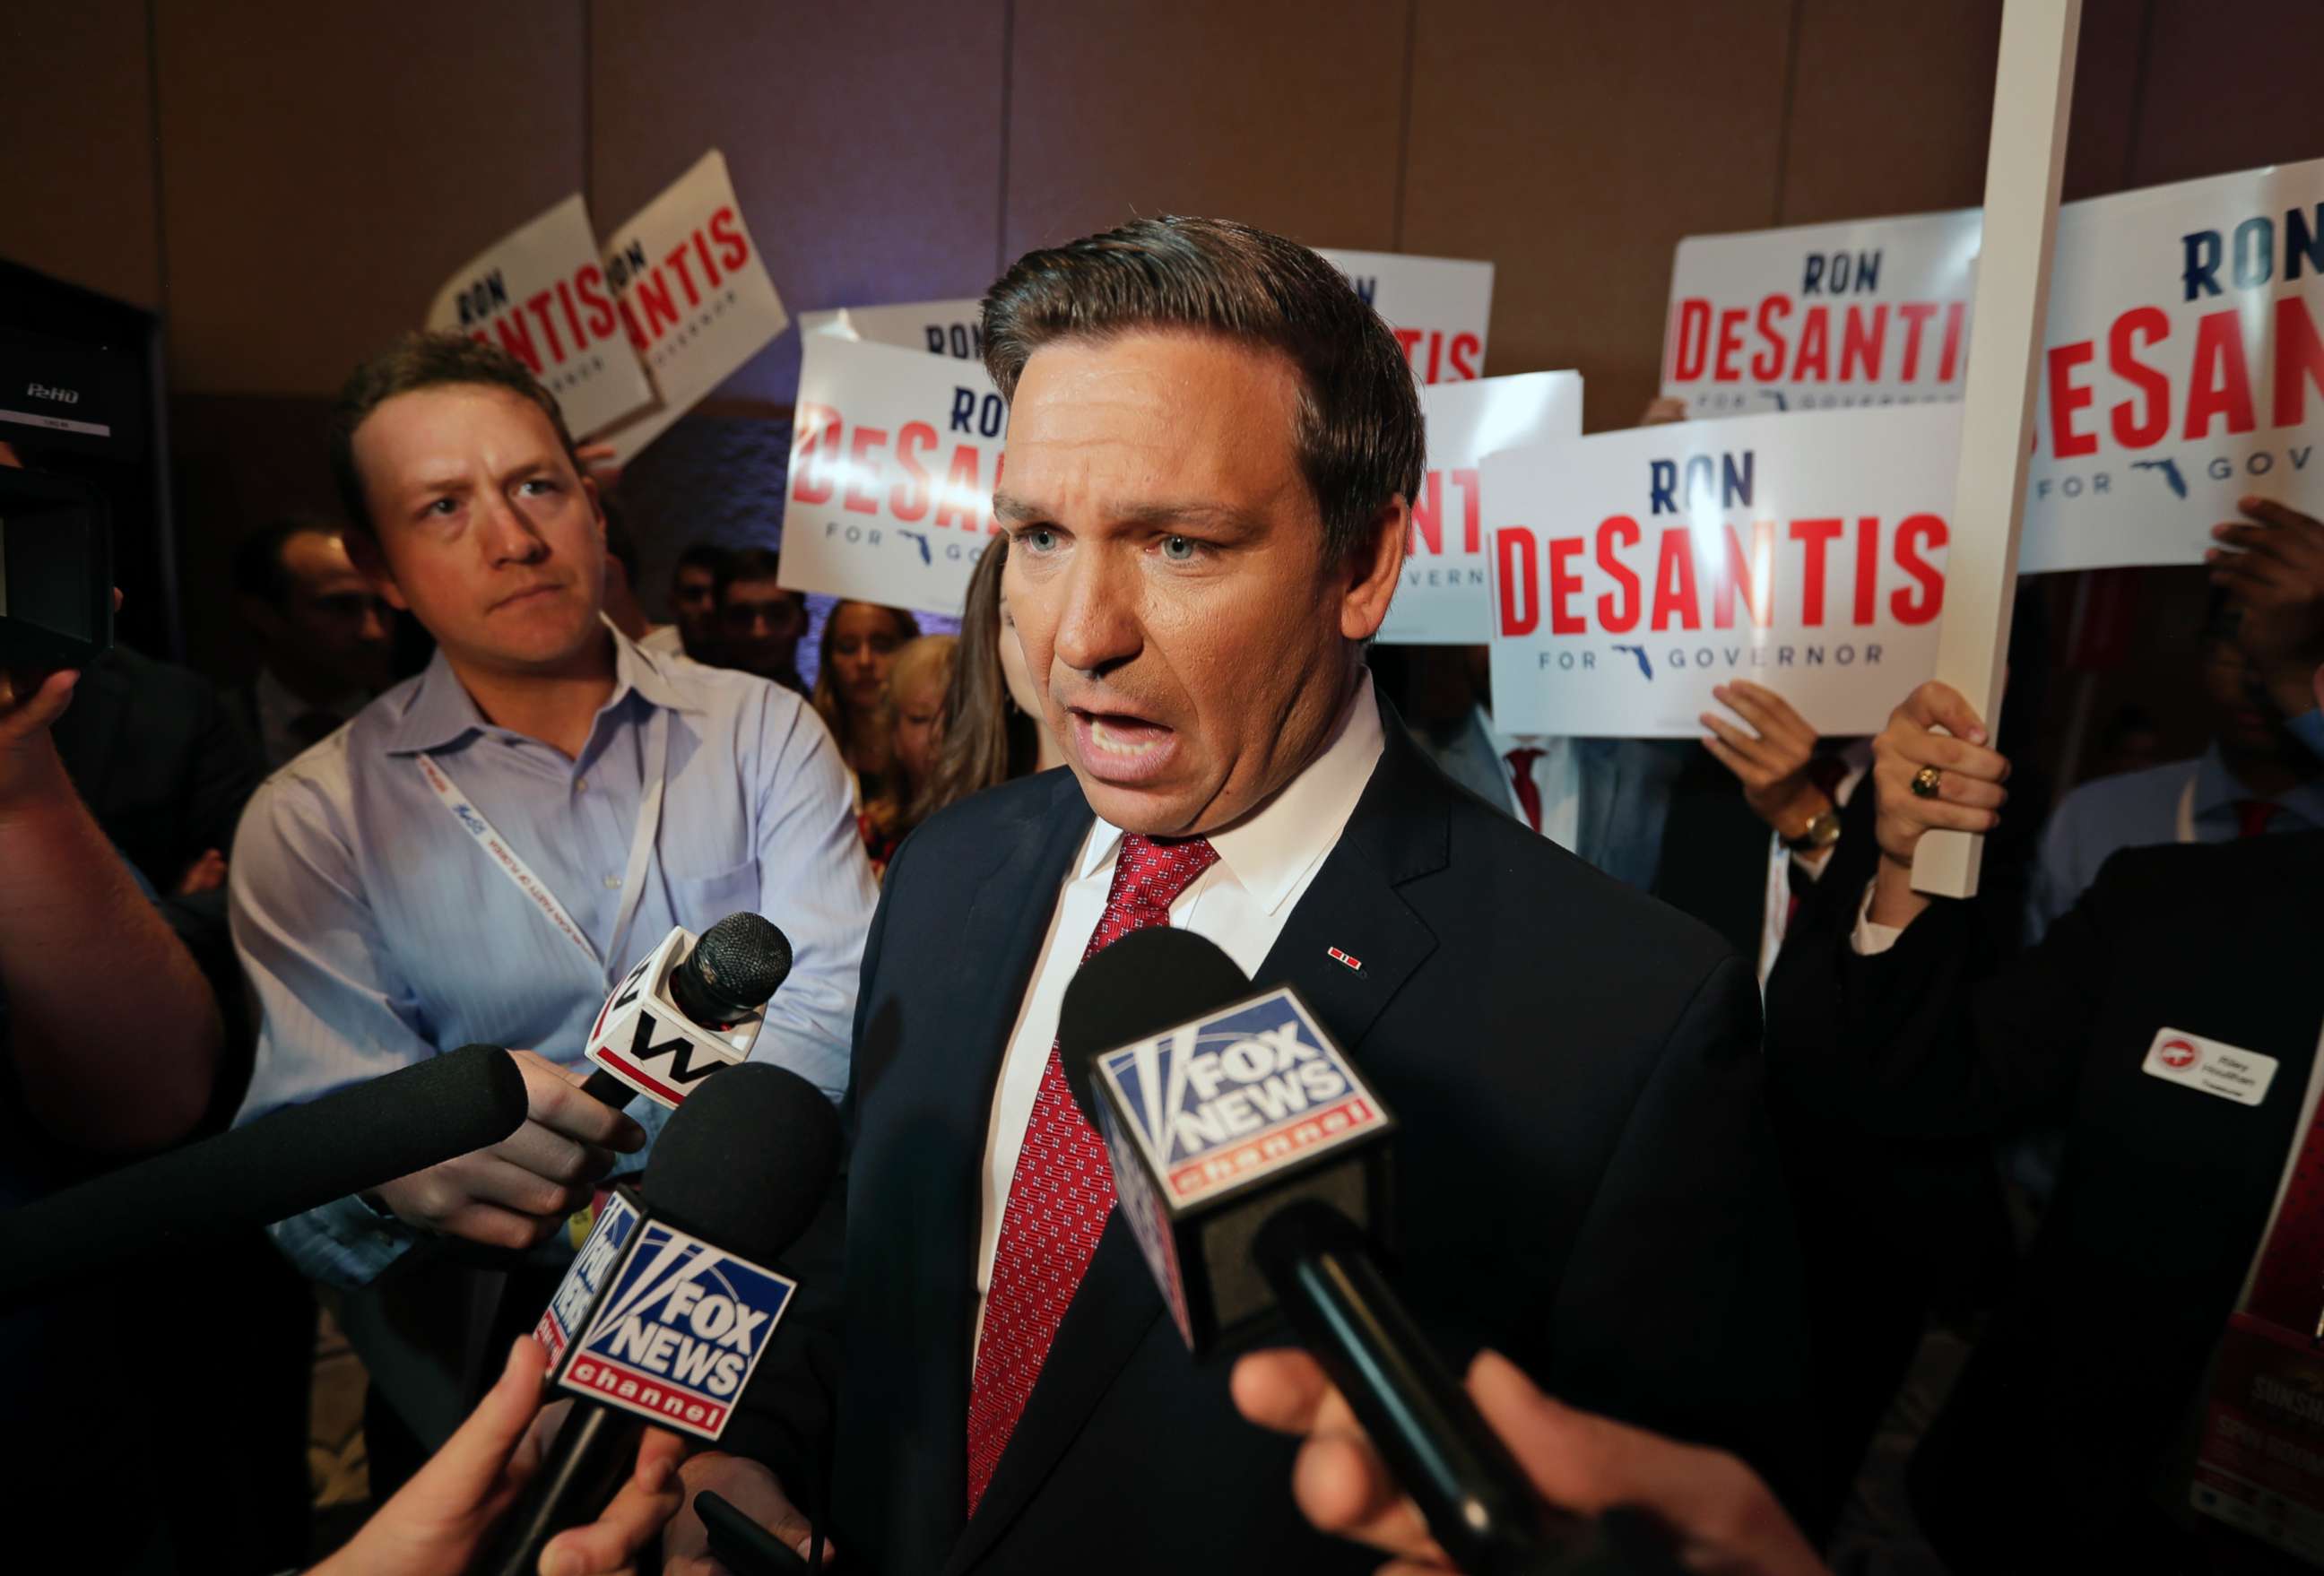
[270,1192,421,1288]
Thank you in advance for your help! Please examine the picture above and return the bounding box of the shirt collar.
[382,618,700,756]
[1079,669,1386,919]
[2195,740,2324,823]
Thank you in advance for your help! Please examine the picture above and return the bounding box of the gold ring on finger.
[1911,765,1944,800]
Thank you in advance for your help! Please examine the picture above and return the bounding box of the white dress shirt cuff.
[1851,879,1907,957]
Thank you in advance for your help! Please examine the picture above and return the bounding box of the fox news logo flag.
[555,1218,796,1442]
[533,1189,642,1367]
[1098,988,1389,1209]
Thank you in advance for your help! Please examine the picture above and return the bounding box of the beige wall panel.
[1401,1,1793,433]
[2130,0,2324,187]
[157,0,585,394]
[590,0,1007,407]
[1002,0,1404,262]
[1779,0,2003,226]
[0,2,161,306]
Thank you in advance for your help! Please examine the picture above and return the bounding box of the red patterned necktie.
[1505,748,1546,833]
[2236,800,2283,839]
[965,832,1221,1512]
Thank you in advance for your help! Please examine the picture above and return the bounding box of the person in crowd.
[309,1337,681,1576]
[2028,496,2324,940]
[1232,1346,1827,1576]
[227,333,873,1486]
[1402,644,1687,891]
[1763,669,2321,1569]
[1693,680,1864,982]
[670,216,1806,1573]
[858,633,957,874]
[712,547,810,694]
[665,540,732,662]
[598,500,680,657]
[924,535,1067,820]
[811,598,922,804]
[229,514,396,769]
[2,608,239,1569]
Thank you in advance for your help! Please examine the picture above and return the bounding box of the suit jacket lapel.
[942,694,1448,1572]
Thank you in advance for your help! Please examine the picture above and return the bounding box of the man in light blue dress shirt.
[229,334,874,1450]
[2028,562,2324,942]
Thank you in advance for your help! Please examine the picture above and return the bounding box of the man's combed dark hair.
[328,332,578,534]
[981,216,1425,566]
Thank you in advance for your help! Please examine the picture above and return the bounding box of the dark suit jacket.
[1764,831,2324,1572]
[733,691,1809,1574]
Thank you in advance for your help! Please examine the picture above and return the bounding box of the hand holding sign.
[1868,682,2011,930]
[368,1050,646,1251]
[2209,495,2324,722]
[1701,680,1828,838]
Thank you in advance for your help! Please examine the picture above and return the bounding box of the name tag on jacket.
[2141,1026,2280,1108]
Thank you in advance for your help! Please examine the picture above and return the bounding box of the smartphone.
[0,465,112,670]
[697,1489,813,1575]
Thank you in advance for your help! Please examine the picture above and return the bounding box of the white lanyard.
[2176,772,2198,846]
[415,706,671,984]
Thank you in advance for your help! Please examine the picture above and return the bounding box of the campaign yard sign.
[777,333,1004,617]
[798,298,987,362]
[426,194,656,439]
[1486,405,1960,738]
[590,151,791,468]
[1663,208,1981,416]
[2025,162,2324,571]
[1317,248,1494,385]
[1376,371,1583,645]
[1663,160,2324,574]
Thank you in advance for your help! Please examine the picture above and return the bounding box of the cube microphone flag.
[1057,928,1682,1576]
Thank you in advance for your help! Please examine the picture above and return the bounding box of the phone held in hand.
[0,466,112,671]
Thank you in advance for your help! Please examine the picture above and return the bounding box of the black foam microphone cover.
[670,913,793,1026]
[1058,926,1254,1128]
[0,1043,527,1299]
[638,1060,841,1258]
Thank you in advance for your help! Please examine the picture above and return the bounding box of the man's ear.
[582,473,605,541]
[1339,496,1409,642]
[343,530,409,612]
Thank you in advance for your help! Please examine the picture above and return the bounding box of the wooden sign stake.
[1912,0,2083,898]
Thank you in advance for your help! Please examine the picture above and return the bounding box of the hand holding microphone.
[367,1048,646,1252]
[310,1335,683,1576]
[1233,1347,1827,1576]
[1056,930,1685,1576]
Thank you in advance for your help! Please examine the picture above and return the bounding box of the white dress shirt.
[1477,706,1581,854]
[969,671,1387,1355]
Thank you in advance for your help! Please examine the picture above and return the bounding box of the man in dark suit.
[1765,661,2324,1571]
[674,216,1808,1573]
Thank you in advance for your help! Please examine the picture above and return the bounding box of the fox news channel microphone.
[577,912,793,1111]
[0,1043,526,1303]
[476,1060,841,1576]
[1058,930,1682,1576]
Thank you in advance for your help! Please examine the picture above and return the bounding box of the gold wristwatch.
[1782,802,1843,853]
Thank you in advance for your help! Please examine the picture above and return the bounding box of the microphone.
[579,912,793,1110]
[1058,930,1679,1576]
[479,1061,840,1576]
[0,1044,526,1302]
